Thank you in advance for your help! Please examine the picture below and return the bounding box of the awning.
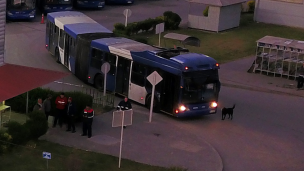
[186,0,247,6]
[164,33,201,47]
[0,64,70,102]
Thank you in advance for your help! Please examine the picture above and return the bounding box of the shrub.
[203,6,209,17]
[163,11,182,30]
[0,130,12,154]
[247,0,255,13]
[25,111,48,140]
[114,23,125,30]
[7,121,30,145]
[6,88,93,121]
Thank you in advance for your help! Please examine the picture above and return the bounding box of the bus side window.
[90,49,102,70]
[104,53,116,75]
[54,26,58,34]
[131,62,145,86]
[59,29,64,48]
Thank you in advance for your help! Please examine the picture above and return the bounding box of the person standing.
[116,97,132,128]
[33,98,43,111]
[43,94,52,120]
[66,97,76,133]
[116,97,132,111]
[53,92,67,128]
[81,104,94,138]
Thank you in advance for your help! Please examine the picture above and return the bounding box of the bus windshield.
[8,0,35,10]
[45,0,72,5]
[182,71,219,104]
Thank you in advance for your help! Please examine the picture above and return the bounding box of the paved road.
[5,1,304,170]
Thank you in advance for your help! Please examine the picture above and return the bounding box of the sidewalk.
[219,56,304,97]
[40,107,223,171]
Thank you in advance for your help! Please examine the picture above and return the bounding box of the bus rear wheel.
[94,74,104,90]
[146,95,160,112]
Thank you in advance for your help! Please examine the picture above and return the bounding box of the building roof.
[0,64,70,102]
[64,23,112,39]
[47,11,96,30]
[257,36,304,50]
[187,0,247,6]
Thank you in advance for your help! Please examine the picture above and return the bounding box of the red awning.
[0,64,70,102]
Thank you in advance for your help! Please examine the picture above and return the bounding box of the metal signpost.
[123,9,132,27]
[101,62,110,97]
[112,110,133,168]
[155,23,164,47]
[43,152,51,169]
[146,71,163,122]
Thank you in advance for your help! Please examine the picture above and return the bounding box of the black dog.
[221,104,236,120]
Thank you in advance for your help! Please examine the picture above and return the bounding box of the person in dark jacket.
[116,97,132,128]
[33,98,43,111]
[43,94,52,120]
[81,105,94,138]
[116,97,132,111]
[66,97,76,133]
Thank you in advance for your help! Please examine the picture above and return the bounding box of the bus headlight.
[7,12,13,16]
[179,105,186,112]
[210,102,217,108]
[30,10,36,15]
[77,1,84,4]
[66,7,73,10]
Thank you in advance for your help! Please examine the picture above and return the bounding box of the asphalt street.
[5,0,304,170]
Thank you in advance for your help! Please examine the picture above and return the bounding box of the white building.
[254,0,304,28]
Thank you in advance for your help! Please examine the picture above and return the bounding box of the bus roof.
[64,23,112,39]
[91,37,159,60]
[47,11,96,30]
[171,53,217,70]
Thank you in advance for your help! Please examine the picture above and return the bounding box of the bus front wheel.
[146,95,160,112]
[94,74,104,90]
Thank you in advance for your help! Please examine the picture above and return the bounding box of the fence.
[51,81,115,108]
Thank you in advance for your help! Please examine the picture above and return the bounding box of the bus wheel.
[146,95,160,112]
[94,74,104,90]
[55,48,60,63]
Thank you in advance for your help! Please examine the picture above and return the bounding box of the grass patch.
[0,140,187,171]
[132,13,304,64]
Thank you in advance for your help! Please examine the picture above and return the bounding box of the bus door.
[115,56,131,95]
[160,72,180,114]
[48,22,55,53]
[64,34,70,67]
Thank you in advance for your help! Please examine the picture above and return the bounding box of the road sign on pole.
[101,62,110,97]
[146,71,163,122]
[112,110,133,168]
[155,23,164,47]
[43,152,51,169]
[123,9,132,27]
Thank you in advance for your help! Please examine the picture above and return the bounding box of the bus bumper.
[77,1,105,8]
[174,108,217,118]
[173,103,218,117]
[6,12,35,20]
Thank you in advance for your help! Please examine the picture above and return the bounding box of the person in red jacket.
[53,92,68,128]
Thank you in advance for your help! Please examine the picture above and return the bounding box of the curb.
[201,139,224,171]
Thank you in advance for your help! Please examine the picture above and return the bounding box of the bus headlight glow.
[210,102,217,108]
[179,105,186,111]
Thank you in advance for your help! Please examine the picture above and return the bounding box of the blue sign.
[43,152,51,159]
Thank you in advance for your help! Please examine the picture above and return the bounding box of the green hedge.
[203,6,209,17]
[113,11,181,37]
[7,121,30,145]
[24,111,48,140]
[247,0,255,13]
[0,130,12,154]
[6,88,93,120]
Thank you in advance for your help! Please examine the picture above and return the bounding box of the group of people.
[33,92,95,138]
[32,92,133,138]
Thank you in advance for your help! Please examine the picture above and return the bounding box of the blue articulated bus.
[45,11,221,117]
[6,0,36,20]
[74,0,105,9]
[37,0,73,14]
[45,11,112,73]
